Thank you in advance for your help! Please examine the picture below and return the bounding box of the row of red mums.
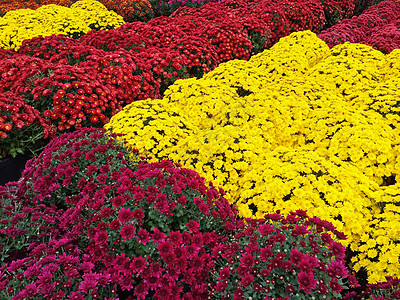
[318,0,400,53]
[0,0,358,159]
[1,127,399,299]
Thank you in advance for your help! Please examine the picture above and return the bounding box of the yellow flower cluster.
[106,30,400,283]
[105,99,196,162]
[237,148,379,240]
[0,0,124,51]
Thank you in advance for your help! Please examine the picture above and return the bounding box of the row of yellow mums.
[105,31,400,284]
[0,0,124,50]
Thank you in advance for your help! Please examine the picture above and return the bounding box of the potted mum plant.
[0,92,55,184]
[0,53,57,184]
[1,127,237,299]
[208,210,352,300]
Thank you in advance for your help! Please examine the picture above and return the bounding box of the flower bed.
[105,30,400,285]
[1,0,400,295]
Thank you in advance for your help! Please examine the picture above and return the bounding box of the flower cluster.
[0,0,73,17]
[0,92,55,159]
[1,33,169,155]
[99,0,154,22]
[169,3,253,61]
[82,20,218,93]
[0,54,58,158]
[0,182,62,266]
[208,210,350,299]
[0,127,237,299]
[319,0,400,53]
[151,0,219,17]
[20,34,160,100]
[1,54,121,133]
[106,30,400,283]
[0,0,124,51]
[0,21,212,158]
[31,63,122,131]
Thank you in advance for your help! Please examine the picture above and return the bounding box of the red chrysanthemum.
[111,195,126,207]
[132,208,144,221]
[297,271,318,294]
[169,231,182,245]
[291,224,311,237]
[239,273,254,288]
[329,278,343,293]
[151,228,166,244]
[260,245,273,262]
[157,241,173,255]
[329,242,346,259]
[109,219,121,231]
[118,208,133,223]
[136,228,150,245]
[148,263,163,277]
[240,252,255,268]
[258,224,274,236]
[290,247,304,265]
[93,230,108,245]
[163,252,177,266]
[327,260,348,278]
[120,224,135,241]
[131,256,147,274]
[186,220,200,233]
[134,283,149,299]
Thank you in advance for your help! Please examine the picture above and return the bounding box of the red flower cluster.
[151,0,220,17]
[0,127,238,298]
[0,55,56,157]
[31,64,120,131]
[208,210,350,299]
[18,34,80,61]
[82,20,219,92]
[277,0,326,33]
[21,34,159,102]
[169,3,253,61]
[0,182,62,264]
[3,35,162,138]
[99,0,154,22]
[222,0,347,50]
[0,92,54,157]
[318,0,400,53]
[124,19,219,77]
[0,49,15,60]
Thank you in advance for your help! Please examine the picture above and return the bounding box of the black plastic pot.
[0,155,30,186]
